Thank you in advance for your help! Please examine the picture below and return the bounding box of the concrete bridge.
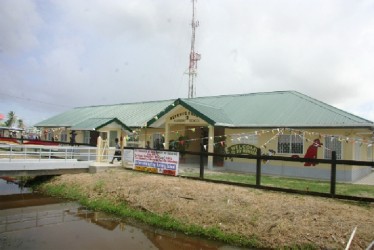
[0,144,118,176]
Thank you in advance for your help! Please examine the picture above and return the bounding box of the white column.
[164,123,170,150]
[208,125,214,169]
[96,136,102,162]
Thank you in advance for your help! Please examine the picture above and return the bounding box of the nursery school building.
[35,91,374,182]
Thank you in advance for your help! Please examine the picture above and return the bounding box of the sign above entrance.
[169,111,202,124]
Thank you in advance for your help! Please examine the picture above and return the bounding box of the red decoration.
[304,139,323,166]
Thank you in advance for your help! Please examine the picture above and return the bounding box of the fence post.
[9,145,13,162]
[199,144,205,179]
[330,151,337,196]
[256,148,262,187]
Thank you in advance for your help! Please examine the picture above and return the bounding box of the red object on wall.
[304,139,323,166]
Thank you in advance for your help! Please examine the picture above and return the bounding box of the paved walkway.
[354,169,374,185]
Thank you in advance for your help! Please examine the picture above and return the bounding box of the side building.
[35,91,374,182]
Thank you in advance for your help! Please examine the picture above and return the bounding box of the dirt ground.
[44,169,374,249]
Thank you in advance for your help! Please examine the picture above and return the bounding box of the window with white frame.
[83,131,90,144]
[277,134,303,154]
[61,131,67,142]
[354,139,361,161]
[153,133,164,150]
[126,133,140,147]
[324,136,342,160]
[367,146,373,161]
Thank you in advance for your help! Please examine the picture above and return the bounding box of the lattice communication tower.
[187,0,201,98]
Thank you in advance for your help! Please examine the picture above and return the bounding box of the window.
[153,133,164,150]
[109,131,118,147]
[61,131,67,142]
[84,131,90,144]
[324,136,342,160]
[367,146,373,161]
[126,133,140,147]
[277,134,303,154]
[354,139,361,161]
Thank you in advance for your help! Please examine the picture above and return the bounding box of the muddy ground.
[42,169,374,249]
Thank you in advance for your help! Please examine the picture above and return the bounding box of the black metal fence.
[181,148,374,203]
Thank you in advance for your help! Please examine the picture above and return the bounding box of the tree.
[18,119,25,129]
[4,111,16,127]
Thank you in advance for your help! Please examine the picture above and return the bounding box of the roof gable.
[71,118,132,131]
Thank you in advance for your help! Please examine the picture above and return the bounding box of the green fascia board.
[147,98,217,126]
[71,118,132,132]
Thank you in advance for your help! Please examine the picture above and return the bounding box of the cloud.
[0,0,373,125]
[0,0,43,55]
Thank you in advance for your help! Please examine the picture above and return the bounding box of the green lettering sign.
[227,144,257,156]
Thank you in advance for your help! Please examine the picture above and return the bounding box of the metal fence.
[0,144,99,162]
[181,148,374,203]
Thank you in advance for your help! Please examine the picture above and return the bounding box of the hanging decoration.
[115,125,374,154]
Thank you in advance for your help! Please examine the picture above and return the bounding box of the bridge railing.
[0,144,104,162]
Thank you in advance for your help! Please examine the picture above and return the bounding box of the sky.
[1,0,374,127]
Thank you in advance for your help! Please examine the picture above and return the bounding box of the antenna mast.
[187,0,201,98]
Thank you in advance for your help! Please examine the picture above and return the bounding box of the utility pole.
[187,0,201,98]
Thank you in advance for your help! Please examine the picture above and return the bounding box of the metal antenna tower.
[187,0,201,98]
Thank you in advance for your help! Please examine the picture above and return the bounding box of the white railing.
[0,144,105,162]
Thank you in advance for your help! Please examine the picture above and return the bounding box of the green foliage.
[1,110,25,129]
[170,136,190,157]
[214,136,226,154]
[93,180,105,193]
[4,111,16,127]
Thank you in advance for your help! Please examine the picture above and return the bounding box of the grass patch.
[182,172,374,198]
[36,181,259,248]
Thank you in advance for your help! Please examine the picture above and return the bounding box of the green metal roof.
[150,91,374,128]
[35,100,174,129]
[36,91,374,129]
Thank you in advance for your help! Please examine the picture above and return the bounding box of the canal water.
[0,178,247,250]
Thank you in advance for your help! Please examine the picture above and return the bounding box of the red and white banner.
[133,149,179,176]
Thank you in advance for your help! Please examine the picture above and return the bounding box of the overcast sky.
[1,0,374,127]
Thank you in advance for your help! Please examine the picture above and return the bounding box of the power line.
[0,92,73,108]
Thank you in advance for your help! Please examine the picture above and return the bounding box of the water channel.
[0,178,248,250]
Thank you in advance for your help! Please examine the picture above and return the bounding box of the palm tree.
[18,119,25,129]
[5,111,16,127]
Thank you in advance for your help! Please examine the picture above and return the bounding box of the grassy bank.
[33,170,374,249]
[36,180,260,249]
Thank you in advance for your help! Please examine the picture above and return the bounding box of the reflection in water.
[0,177,31,195]
[0,179,244,250]
[0,203,226,250]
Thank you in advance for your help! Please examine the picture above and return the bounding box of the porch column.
[207,125,214,169]
[96,136,102,162]
[120,130,125,168]
[164,123,170,150]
